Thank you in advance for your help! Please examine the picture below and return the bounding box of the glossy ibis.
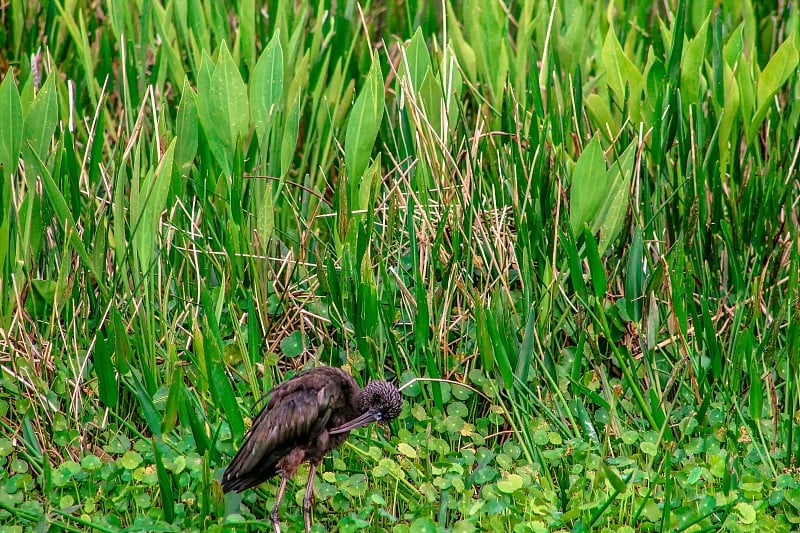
[221,366,403,532]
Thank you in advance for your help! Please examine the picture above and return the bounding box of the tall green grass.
[1,0,798,530]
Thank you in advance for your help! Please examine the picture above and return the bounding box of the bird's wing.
[221,376,344,491]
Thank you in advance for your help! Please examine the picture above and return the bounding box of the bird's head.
[328,380,402,435]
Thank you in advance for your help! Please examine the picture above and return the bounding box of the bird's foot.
[302,503,312,532]
[271,508,282,533]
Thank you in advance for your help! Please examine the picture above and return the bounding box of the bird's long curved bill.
[328,410,379,435]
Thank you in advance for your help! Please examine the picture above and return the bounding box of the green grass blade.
[152,438,176,523]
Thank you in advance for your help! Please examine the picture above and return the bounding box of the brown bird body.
[221,366,402,532]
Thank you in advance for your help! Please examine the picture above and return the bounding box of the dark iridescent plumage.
[221,366,402,532]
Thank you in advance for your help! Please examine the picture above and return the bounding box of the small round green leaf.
[496,473,524,494]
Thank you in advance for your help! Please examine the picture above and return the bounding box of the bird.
[221,365,403,533]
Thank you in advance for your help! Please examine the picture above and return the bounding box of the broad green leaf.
[151,1,185,86]
[718,63,740,168]
[680,13,709,108]
[251,31,284,146]
[285,50,310,118]
[645,55,666,102]
[280,95,300,179]
[484,1,508,105]
[603,464,627,493]
[569,136,606,236]
[562,229,588,301]
[107,0,127,41]
[357,154,381,212]
[21,75,58,163]
[0,71,23,173]
[758,36,799,110]
[256,183,274,243]
[197,51,214,103]
[163,367,183,434]
[736,57,755,138]
[236,0,255,70]
[134,140,175,272]
[753,36,799,130]
[327,61,353,128]
[344,56,384,194]
[560,4,587,72]
[446,2,476,80]
[594,141,635,252]
[642,53,664,125]
[723,24,744,68]
[94,332,119,408]
[585,94,618,138]
[625,228,644,322]
[9,0,23,57]
[602,29,644,121]
[175,79,198,178]
[404,28,432,92]
[197,42,249,176]
[665,0,686,84]
[466,0,507,105]
[419,69,444,139]
[184,0,210,53]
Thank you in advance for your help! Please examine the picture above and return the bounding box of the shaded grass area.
[1,0,799,531]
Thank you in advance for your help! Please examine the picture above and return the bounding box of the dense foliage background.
[1,0,799,531]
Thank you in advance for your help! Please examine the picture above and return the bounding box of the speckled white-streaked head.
[328,380,402,434]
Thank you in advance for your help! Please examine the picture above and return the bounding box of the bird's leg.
[303,463,317,533]
[271,475,288,533]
